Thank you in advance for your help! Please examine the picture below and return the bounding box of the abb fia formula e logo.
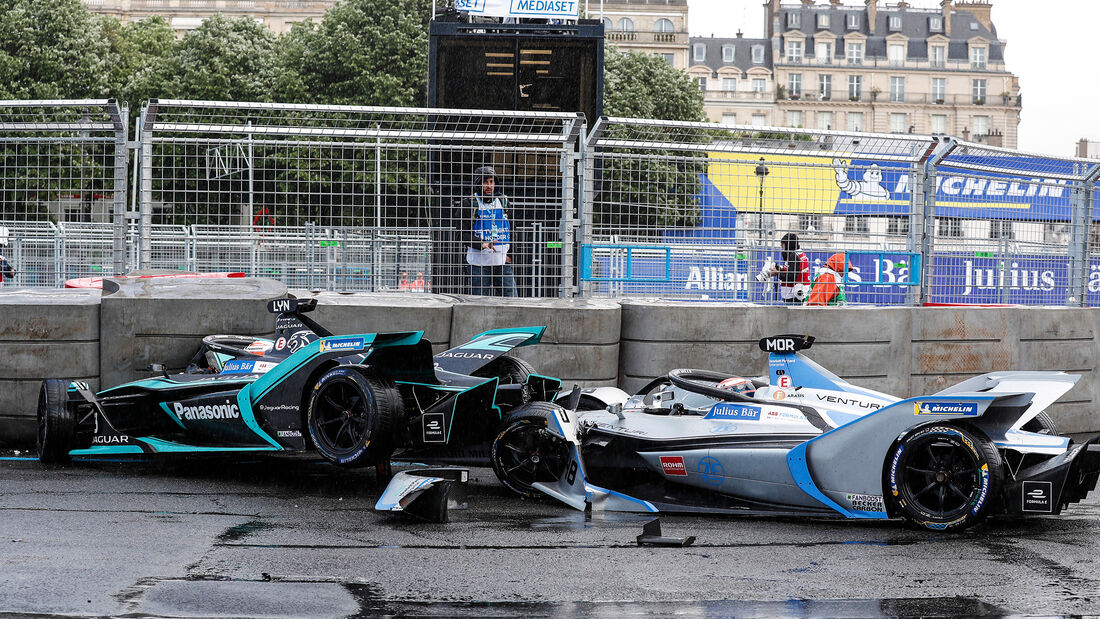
[659,456,688,476]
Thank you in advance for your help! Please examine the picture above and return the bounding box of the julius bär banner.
[455,0,579,19]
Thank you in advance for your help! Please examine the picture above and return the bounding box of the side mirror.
[146,363,169,378]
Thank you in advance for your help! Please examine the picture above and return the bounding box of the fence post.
[579,117,602,299]
[139,100,158,269]
[1072,163,1100,305]
[109,100,128,276]
[916,137,955,305]
[558,115,584,298]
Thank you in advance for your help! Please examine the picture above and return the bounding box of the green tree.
[274,0,432,106]
[102,15,176,108]
[597,48,708,230]
[146,14,280,102]
[0,0,114,99]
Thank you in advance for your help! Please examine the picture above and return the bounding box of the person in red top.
[806,252,851,306]
[765,233,810,304]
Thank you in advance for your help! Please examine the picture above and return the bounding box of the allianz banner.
[455,0,579,19]
[584,249,1100,306]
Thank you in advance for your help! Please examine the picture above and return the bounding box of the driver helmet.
[716,376,755,396]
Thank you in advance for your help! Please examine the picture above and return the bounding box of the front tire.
[37,380,76,463]
[885,424,1003,531]
[491,403,571,498]
[306,368,400,467]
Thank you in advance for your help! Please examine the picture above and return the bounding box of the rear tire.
[37,380,75,463]
[474,355,535,385]
[306,368,400,467]
[491,402,571,498]
[884,424,1002,531]
[1022,411,1059,435]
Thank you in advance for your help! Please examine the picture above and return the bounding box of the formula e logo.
[320,337,364,353]
[706,403,761,421]
[913,401,979,416]
[659,456,687,476]
[422,412,446,443]
[171,399,241,421]
[1022,481,1053,513]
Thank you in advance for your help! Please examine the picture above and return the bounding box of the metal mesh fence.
[138,100,584,296]
[581,118,933,304]
[3,98,1100,307]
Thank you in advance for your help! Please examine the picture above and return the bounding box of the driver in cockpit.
[717,377,756,397]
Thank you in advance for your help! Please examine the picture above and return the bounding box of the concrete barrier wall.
[0,288,102,444]
[449,297,621,387]
[100,277,288,387]
[3,284,1100,446]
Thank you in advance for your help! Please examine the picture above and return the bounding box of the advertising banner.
[455,0,579,19]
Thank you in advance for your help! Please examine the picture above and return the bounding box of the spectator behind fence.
[806,252,851,306]
[0,227,14,285]
[759,232,810,304]
[463,166,517,297]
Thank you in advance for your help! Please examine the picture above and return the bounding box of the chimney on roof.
[941,0,952,35]
[830,0,841,5]
[957,1,993,32]
[802,0,815,4]
[766,0,782,38]
[736,29,744,38]
[897,0,909,7]
[866,0,877,34]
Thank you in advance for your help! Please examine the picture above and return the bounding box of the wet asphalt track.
[1,450,1099,618]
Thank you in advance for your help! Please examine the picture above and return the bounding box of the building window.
[847,111,863,131]
[788,73,803,98]
[972,115,990,137]
[786,40,803,62]
[787,12,801,28]
[848,74,862,100]
[655,18,674,32]
[818,14,830,29]
[887,216,910,236]
[845,215,870,233]
[931,114,947,134]
[890,76,905,102]
[787,110,803,127]
[722,45,735,62]
[752,113,766,126]
[890,112,908,133]
[971,46,987,69]
[938,217,963,237]
[752,78,766,92]
[722,77,737,91]
[972,79,986,104]
[660,53,675,66]
[752,45,765,63]
[930,45,945,68]
[695,76,707,91]
[888,43,905,66]
[889,15,902,31]
[847,14,860,29]
[817,111,834,130]
[693,43,706,62]
[722,113,738,125]
[800,214,823,231]
[603,18,612,31]
[846,42,863,64]
[617,17,634,31]
[819,74,832,100]
[932,77,946,103]
[929,15,943,32]
[991,221,1014,239]
[816,42,833,64]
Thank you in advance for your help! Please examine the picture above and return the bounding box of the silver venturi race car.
[490,335,1100,530]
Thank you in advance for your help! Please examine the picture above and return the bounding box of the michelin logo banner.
[455,0,578,19]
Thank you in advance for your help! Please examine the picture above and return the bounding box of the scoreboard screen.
[429,20,603,123]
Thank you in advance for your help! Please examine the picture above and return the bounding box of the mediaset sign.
[454,0,579,19]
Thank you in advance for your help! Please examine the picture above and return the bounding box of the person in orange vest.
[398,272,410,291]
[806,252,851,306]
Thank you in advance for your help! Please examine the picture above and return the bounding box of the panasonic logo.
[172,399,241,421]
